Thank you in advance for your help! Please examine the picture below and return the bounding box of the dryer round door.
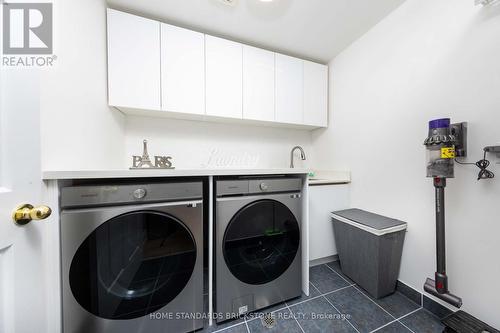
[223,199,300,285]
[69,210,197,320]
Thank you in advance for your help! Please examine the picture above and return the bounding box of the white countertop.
[308,170,351,185]
[42,168,351,185]
[42,168,311,180]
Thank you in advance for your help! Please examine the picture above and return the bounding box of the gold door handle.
[12,204,52,225]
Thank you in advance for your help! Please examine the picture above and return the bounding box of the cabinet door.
[275,54,303,124]
[309,184,350,261]
[242,46,275,122]
[107,9,161,110]
[304,61,328,127]
[205,36,243,119]
[161,24,205,115]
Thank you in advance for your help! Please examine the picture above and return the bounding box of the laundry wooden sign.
[130,140,174,169]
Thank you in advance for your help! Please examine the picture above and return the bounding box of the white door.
[107,9,161,110]
[0,69,54,331]
[161,23,205,115]
[242,45,275,122]
[205,35,243,119]
[303,61,328,127]
[275,53,303,125]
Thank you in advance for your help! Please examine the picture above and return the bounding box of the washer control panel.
[61,182,202,208]
[133,188,147,199]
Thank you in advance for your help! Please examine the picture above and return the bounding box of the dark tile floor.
[200,261,444,333]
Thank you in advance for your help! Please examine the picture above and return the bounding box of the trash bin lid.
[331,208,407,236]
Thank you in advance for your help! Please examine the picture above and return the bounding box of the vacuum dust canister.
[423,118,456,178]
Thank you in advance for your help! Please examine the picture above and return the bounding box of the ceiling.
[107,0,406,63]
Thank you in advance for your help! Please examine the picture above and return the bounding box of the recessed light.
[476,0,500,5]
[215,0,238,6]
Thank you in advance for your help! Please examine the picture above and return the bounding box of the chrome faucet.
[290,146,306,168]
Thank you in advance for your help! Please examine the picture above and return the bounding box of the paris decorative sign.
[130,140,174,169]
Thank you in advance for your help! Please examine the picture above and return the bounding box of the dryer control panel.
[216,177,302,196]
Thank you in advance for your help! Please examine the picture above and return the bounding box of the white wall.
[41,0,125,171]
[39,0,312,171]
[125,116,312,169]
[313,0,500,326]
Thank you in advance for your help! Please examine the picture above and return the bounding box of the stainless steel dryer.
[60,181,204,333]
[215,177,302,323]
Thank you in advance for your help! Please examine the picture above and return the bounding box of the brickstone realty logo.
[2,1,57,67]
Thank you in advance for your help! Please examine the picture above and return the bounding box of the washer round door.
[223,199,300,285]
[69,210,197,320]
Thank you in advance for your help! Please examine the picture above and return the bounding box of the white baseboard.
[309,254,339,267]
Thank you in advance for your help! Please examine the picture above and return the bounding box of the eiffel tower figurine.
[131,140,155,169]
[138,140,154,168]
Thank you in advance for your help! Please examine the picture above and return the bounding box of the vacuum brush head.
[424,278,463,308]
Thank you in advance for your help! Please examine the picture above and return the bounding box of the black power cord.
[455,150,495,180]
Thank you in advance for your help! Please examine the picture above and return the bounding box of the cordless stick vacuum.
[423,118,463,308]
[423,119,500,333]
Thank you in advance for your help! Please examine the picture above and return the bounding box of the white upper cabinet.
[242,46,275,122]
[205,35,243,119]
[106,10,328,129]
[161,24,205,115]
[107,9,161,110]
[304,61,328,127]
[275,54,304,124]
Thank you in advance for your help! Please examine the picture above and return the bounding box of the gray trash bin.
[331,208,407,298]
